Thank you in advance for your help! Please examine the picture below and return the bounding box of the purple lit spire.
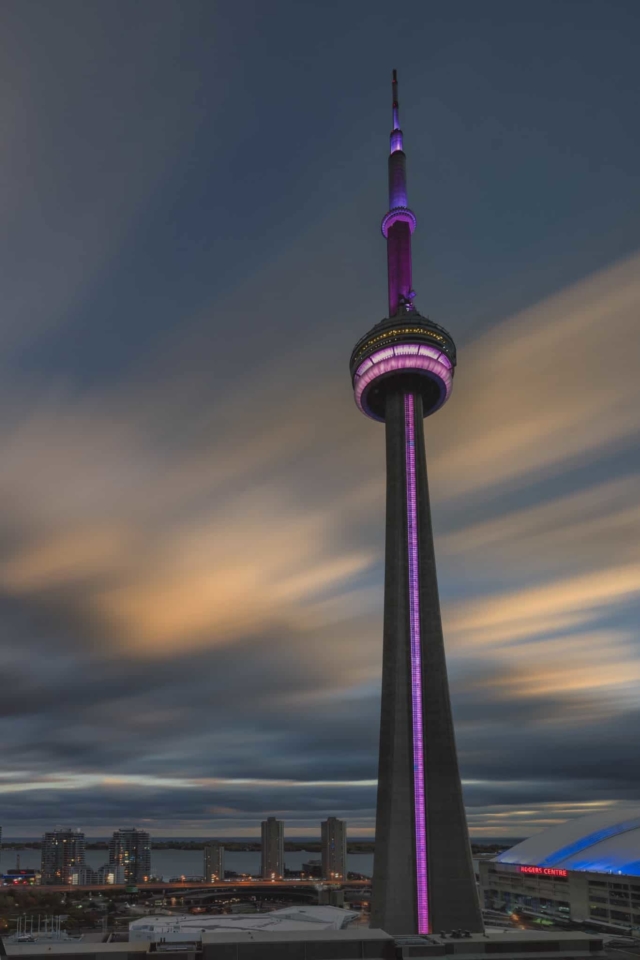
[390,69,403,153]
[388,70,406,203]
[385,70,416,316]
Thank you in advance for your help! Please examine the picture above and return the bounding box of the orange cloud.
[442,476,640,572]
[428,251,640,500]
[446,564,640,650]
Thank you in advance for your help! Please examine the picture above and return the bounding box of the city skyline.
[0,0,639,841]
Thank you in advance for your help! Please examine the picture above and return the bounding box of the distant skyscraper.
[204,841,225,881]
[321,817,347,880]
[41,829,85,885]
[261,817,284,878]
[108,828,151,884]
[349,72,483,934]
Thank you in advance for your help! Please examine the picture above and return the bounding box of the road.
[7,880,371,894]
[606,948,640,960]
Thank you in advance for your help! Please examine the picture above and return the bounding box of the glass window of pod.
[356,335,449,366]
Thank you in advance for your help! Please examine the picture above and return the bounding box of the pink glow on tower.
[385,70,415,315]
[353,345,452,421]
[348,71,481,936]
[404,392,429,934]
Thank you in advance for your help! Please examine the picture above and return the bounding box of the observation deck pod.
[349,311,457,422]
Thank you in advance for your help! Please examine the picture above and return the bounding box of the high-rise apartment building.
[348,72,483,934]
[321,818,347,880]
[261,817,284,879]
[41,829,86,885]
[108,828,151,884]
[204,841,225,882]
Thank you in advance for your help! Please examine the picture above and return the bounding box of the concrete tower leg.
[413,396,483,933]
[371,388,483,934]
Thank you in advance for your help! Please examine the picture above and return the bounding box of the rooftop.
[0,929,608,960]
[130,905,359,942]
[496,806,640,875]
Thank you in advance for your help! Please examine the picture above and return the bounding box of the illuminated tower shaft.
[349,72,482,935]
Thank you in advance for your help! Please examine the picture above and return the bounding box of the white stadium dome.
[496,806,640,876]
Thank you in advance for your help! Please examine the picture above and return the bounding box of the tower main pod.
[349,72,483,935]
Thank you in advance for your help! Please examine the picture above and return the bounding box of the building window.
[591,896,607,904]
[610,910,631,922]
[590,908,608,919]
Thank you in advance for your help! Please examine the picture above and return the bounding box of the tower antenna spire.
[392,68,400,130]
[384,68,413,314]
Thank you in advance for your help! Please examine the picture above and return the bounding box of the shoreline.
[0,840,513,853]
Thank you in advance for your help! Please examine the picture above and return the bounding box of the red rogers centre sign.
[519,866,568,877]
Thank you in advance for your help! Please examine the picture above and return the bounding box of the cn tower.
[349,73,483,935]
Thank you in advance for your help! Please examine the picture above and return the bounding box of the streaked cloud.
[446,566,640,650]
[0,246,639,835]
[428,251,640,500]
[0,1,638,838]
[442,475,640,572]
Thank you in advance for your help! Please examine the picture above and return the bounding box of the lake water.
[0,848,374,880]
[1,836,520,882]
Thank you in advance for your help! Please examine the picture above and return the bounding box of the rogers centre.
[479,807,640,933]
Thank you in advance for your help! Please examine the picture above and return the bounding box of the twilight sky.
[0,0,640,839]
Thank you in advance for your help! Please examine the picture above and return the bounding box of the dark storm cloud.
[0,254,638,839]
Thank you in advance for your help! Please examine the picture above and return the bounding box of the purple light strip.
[355,343,453,373]
[381,207,416,237]
[404,393,429,934]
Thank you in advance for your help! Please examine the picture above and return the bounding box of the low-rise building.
[70,863,120,884]
[129,905,358,943]
[0,928,604,960]
[1,869,39,886]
